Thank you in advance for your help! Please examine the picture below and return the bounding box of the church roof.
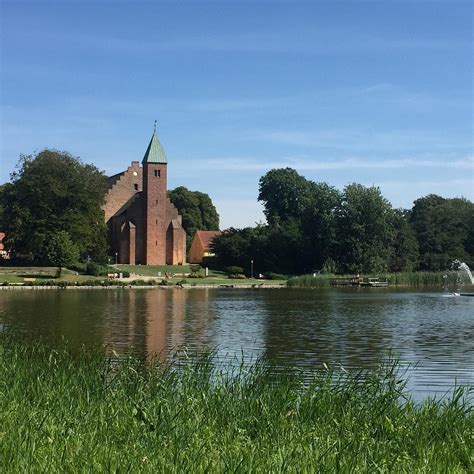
[194,230,221,250]
[142,130,167,164]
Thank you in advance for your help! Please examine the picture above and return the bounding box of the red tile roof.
[195,230,221,250]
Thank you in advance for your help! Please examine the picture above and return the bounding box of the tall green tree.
[410,195,474,270]
[258,168,312,224]
[2,150,108,262]
[168,186,219,250]
[388,209,419,272]
[300,181,341,270]
[335,183,393,273]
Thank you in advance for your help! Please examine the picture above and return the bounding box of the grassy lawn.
[114,264,193,276]
[1,337,472,471]
[0,267,102,284]
[0,265,284,286]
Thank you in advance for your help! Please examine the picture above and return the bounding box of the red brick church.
[103,128,186,265]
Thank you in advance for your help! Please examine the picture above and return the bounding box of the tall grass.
[287,271,463,288]
[0,336,472,472]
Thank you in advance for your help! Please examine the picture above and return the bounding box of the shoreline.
[0,283,286,290]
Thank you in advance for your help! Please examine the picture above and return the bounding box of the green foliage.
[44,231,80,275]
[263,272,287,280]
[410,194,474,270]
[228,273,246,279]
[286,271,454,288]
[258,167,313,224]
[225,265,244,275]
[187,272,206,278]
[1,337,472,472]
[388,209,419,272]
[212,168,473,275]
[168,186,219,250]
[335,183,394,274]
[2,150,108,263]
[85,261,101,276]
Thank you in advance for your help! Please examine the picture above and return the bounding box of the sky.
[1,0,472,228]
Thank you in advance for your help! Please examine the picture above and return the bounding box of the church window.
[134,184,138,191]
[156,241,158,246]
[154,169,160,177]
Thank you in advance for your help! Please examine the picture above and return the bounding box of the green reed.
[0,336,472,472]
[286,271,463,288]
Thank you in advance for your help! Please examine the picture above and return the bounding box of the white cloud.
[196,156,474,172]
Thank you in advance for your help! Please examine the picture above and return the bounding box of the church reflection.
[102,288,215,360]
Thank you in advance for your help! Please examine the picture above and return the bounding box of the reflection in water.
[0,287,473,400]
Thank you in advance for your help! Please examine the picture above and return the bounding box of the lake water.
[1,287,473,401]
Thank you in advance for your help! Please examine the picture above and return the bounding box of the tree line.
[211,168,474,275]
[1,152,472,274]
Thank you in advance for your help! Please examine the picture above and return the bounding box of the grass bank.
[287,271,466,288]
[0,266,103,284]
[1,337,472,471]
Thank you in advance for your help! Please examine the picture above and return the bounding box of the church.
[103,128,186,265]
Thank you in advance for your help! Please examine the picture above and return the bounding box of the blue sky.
[1,0,472,228]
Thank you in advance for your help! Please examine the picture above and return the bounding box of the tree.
[168,186,219,250]
[2,150,108,262]
[410,195,474,270]
[258,168,312,224]
[388,209,419,272]
[45,231,80,276]
[335,183,393,273]
[300,181,341,271]
[258,168,341,273]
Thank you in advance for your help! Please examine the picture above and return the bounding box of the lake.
[1,287,473,401]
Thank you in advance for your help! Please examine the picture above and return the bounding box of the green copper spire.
[142,124,167,164]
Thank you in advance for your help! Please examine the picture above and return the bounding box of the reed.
[0,336,472,472]
[287,271,458,288]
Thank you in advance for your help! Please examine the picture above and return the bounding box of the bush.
[226,266,244,276]
[121,271,130,278]
[263,272,287,280]
[86,261,101,276]
[190,265,202,274]
[188,272,206,278]
[228,273,246,279]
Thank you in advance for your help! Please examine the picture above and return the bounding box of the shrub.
[226,266,244,276]
[188,272,206,278]
[86,261,101,276]
[263,272,287,280]
[228,273,246,279]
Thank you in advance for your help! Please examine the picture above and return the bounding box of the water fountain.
[449,260,474,297]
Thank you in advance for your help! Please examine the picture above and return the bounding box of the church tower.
[104,125,186,266]
[142,127,169,264]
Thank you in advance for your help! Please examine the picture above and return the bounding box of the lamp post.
[115,252,118,265]
[250,259,254,279]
